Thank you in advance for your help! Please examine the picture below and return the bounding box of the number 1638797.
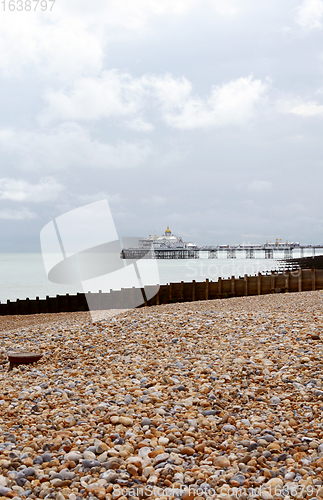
[1,0,55,10]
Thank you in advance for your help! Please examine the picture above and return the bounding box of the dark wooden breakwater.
[1,268,322,316]
[280,255,323,271]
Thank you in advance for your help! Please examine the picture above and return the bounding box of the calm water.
[0,250,319,302]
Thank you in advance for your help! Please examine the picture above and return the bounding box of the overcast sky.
[1,0,323,251]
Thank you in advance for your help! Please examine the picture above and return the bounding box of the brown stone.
[195,443,205,453]
[213,456,230,468]
[91,487,106,500]
[182,493,197,500]
[181,447,195,456]
[148,448,165,458]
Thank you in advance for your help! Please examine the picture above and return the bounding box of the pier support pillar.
[284,248,292,259]
[227,249,236,259]
[265,249,273,259]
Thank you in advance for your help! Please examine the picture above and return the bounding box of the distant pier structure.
[121,227,199,259]
[121,229,323,260]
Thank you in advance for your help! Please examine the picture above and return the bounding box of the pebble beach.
[1,291,323,500]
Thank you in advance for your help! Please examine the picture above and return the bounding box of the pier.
[121,248,199,259]
[121,243,323,260]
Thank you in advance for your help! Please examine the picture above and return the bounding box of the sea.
[0,249,319,302]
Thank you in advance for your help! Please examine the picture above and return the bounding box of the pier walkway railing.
[0,268,322,316]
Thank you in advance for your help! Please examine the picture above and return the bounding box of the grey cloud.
[0,124,152,171]
[0,0,323,252]
[0,207,37,220]
[0,177,64,202]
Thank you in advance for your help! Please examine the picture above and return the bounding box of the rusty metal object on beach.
[8,351,43,370]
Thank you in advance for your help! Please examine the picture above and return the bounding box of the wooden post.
[181,281,184,301]
[141,288,148,306]
[231,276,236,296]
[298,269,302,292]
[56,294,60,312]
[156,287,160,305]
[46,295,49,313]
[107,289,113,309]
[271,271,275,293]
[169,283,173,302]
[17,298,20,315]
[311,267,316,291]
[218,277,222,298]
[36,296,39,314]
[205,278,209,300]
[284,271,290,293]
[99,290,102,310]
[192,280,196,301]
[129,287,134,308]
[244,274,248,296]
[66,294,69,312]
[257,273,262,295]
[26,297,30,314]
[87,290,92,311]
[121,288,125,309]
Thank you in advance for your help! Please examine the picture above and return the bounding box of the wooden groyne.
[0,268,322,316]
[280,255,323,271]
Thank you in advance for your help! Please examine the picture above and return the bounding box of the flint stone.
[65,451,82,462]
[60,469,75,480]
[0,476,9,487]
[263,434,275,442]
[101,471,118,483]
[125,394,133,405]
[0,487,11,495]
[82,459,100,469]
[41,453,52,462]
[270,396,281,405]
[223,424,236,432]
[199,483,211,490]
[153,453,170,465]
[230,474,246,486]
[141,417,151,427]
[22,468,35,477]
